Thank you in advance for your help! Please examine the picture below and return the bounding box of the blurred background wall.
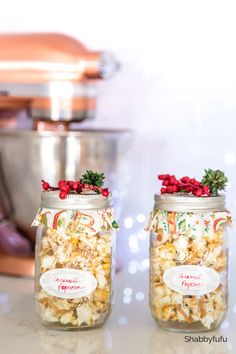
[0,0,235,271]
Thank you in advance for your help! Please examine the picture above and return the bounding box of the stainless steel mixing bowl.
[0,129,131,240]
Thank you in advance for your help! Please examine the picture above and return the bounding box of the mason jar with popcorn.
[146,169,232,332]
[32,171,118,330]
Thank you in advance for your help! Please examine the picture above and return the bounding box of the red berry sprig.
[41,174,110,200]
[158,174,210,197]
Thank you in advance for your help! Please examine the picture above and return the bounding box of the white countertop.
[0,270,235,354]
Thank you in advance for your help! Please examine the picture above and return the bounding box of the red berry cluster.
[158,174,210,197]
[41,180,110,199]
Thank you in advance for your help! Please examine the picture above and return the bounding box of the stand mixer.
[0,33,130,276]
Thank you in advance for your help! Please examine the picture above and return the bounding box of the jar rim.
[154,193,225,212]
[41,191,112,210]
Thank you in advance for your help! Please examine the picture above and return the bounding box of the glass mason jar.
[32,191,118,330]
[147,194,232,332]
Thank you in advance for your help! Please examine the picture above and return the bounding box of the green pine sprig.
[80,170,105,187]
[201,169,228,195]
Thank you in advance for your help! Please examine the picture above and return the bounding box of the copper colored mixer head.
[0,33,119,125]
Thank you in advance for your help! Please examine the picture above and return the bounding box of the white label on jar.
[40,268,98,299]
[163,265,220,296]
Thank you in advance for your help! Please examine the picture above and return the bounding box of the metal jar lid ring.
[154,194,225,212]
[41,191,112,210]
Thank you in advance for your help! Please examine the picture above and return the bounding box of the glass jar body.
[34,208,116,330]
[149,209,230,332]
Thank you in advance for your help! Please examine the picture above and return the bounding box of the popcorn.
[173,236,188,250]
[76,304,99,326]
[95,270,108,289]
[176,250,187,262]
[41,308,58,323]
[41,256,56,271]
[158,243,176,260]
[60,312,74,325]
[171,292,183,305]
[34,207,117,329]
[148,210,231,330]
[201,313,215,329]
